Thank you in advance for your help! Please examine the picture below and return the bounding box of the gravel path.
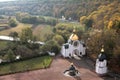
[0,56,103,80]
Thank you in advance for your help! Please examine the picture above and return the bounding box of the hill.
[0,0,114,20]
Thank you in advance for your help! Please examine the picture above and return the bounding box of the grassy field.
[33,24,53,41]
[0,55,52,75]
[0,24,8,26]
[0,23,53,42]
[0,41,7,50]
[0,23,32,35]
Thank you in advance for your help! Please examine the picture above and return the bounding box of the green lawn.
[0,55,52,75]
[0,24,8,26]
[0,23,32,35]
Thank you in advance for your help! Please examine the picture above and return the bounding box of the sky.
[0,0,15,2]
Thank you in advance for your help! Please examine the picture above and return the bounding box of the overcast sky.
[0,0,15,2]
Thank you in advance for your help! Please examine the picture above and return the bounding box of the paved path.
[0,56,103,80]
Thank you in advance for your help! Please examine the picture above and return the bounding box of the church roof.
[69,34,79,41]
[98,53,106,61]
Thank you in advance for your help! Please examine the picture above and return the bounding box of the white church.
[61,29,86,58]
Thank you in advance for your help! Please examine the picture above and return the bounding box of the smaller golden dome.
[101,48,104,52]
[101,45,104,52]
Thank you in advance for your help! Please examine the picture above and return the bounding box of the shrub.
[45,17,57,26]
[9,19,18,27]
[40,40,60,55]
[3,49,15,61]
[16,45,33,58]
[52,34,65,46]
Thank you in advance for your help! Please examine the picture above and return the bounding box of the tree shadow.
[67,57,94,71]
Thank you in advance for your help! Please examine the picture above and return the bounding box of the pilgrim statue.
[64,63,80,77]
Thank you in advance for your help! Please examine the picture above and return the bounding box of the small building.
[95,48,107,75]
[62,16,66,21]
[61,29,86,58]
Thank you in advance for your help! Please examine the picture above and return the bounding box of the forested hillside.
[0,0,120,74]
[0,0,114,20]
[80,1,120,30]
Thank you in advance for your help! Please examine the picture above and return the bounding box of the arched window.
[73,41,79,47]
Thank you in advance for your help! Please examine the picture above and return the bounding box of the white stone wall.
[95,59,107,74]
[61,40,86,58]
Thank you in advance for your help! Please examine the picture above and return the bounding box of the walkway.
[0,56,103,80]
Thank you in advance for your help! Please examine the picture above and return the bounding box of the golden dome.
[101,48,104,52]
[69,27,79,41]
[69,34,79,41]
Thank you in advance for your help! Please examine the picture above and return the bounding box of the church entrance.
[72,49,79,56]
[72,49,81,60]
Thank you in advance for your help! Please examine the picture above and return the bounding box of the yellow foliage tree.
[80,16,87,24]
[107,20,113,29]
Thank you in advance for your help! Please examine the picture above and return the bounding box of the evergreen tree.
[3,49,15,61]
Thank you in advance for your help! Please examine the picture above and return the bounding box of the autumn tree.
[87,29,119,60]
[80,16,87,24]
